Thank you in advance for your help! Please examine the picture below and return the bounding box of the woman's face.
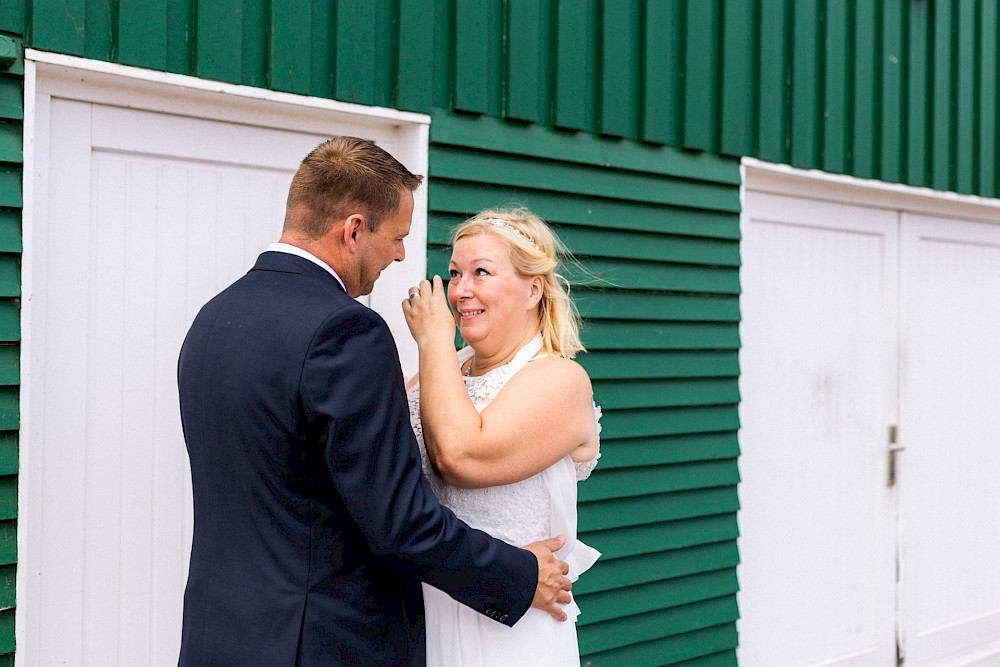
[447,232,541,349]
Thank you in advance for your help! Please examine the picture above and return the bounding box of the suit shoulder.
[310,302,397,355]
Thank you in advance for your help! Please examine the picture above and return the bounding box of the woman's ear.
[527,276,544,308]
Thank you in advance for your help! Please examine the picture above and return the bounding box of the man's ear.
[342,214,366,253]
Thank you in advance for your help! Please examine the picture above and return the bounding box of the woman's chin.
[458,324,487,345]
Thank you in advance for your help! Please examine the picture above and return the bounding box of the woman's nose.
[449,274,470,296]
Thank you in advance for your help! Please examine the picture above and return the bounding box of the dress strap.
[503,334,544,375]
[456,333,544,378]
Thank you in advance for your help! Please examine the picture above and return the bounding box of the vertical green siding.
[427,112,741,665]
[790,0,821,170]
[599,0,641,139]
[553,0,598,132]
[18,0,1000,198]
[756,0,790,163]
[979,0,998,198]
[906,0,930,187]
[0,1,26,35]
[437,0,1000,198]
[718,0,754,157]
[24,0,435,113]
[822,0,849,174]
[0,34,20,666]
[931,0,955,191]
[880,0,904,184]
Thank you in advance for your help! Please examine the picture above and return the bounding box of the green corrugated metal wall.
[1,0,998,664]
[429,112,742,664]
[433,0,1000,198]
[4,1,999,192]
[0,27,21,667]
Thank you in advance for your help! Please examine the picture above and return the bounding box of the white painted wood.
[26,49,431,128]
[897,215,1000,667]
[20,58,430,667]
[738,191,899,666]
[744,158,1000,224]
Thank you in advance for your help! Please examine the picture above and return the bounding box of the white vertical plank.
[30,98,94,667]
[898,214,1000,666]
[18,72,47,667]
[118,158,159,665]
[81,154,127,667]
[151,164,193,662]
[737,191,899,667]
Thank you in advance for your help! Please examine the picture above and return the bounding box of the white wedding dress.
[407,335,601,666]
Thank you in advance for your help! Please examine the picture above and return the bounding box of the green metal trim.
[575,541,740,595]
[0,520,14,566]
[0,36,16,72]
[0,433,16,476]
[600,405,740,439]
[0,477,14,521]
[580,349,740,380]
[592,432,741,469]
[580,623,738,666]
[0,122,20,164]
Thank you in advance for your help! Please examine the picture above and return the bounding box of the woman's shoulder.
[518,354,592,390]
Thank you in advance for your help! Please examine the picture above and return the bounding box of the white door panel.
[23,69,428,666]
[741,179,1000,667]
[898,215,1000,666]
[738,191,899,666]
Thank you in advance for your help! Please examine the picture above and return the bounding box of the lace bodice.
[407,354,601,548]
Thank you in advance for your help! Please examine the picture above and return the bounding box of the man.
[177,137,570,666]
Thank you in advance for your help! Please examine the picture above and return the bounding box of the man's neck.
[268,241,349,293]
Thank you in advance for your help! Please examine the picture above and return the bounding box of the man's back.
[178,252,421,665]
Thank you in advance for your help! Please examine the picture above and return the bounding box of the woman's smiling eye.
[448,269,460,278]
[475,268,490,276]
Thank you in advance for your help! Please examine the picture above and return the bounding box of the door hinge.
[887,425,905,487]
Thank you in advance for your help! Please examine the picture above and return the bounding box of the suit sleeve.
[300,305,537,626]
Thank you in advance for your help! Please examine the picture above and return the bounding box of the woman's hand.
[402,276,456,348]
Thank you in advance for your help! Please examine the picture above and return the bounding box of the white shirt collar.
[266,243,347,293]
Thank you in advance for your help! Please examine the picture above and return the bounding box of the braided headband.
[480,218,540,251]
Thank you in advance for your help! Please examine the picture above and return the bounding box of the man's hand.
[524,536,572,622]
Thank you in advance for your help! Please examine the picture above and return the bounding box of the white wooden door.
[740,166,1000,666]
[897,215,1000,666]
[21,57,428,666]
[737,191,899,666]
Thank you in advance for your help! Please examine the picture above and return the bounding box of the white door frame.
[18,51,430,665]
[742,158,1000,223]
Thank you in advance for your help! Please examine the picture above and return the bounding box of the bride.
[402,209,601,666]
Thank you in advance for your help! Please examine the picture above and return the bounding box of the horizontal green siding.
[0,36,18,665]
[429,112,740,665]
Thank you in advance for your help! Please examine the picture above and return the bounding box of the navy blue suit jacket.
[177,252,536,666]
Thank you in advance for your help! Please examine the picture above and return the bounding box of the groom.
[177,137,571,666]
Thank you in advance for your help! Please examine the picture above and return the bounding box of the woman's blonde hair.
[453,208,585,358]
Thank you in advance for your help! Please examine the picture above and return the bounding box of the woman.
[402,209,602,666]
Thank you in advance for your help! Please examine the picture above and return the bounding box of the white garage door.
[738,163,1000,666]
[897,214,1000,666]
[20,54,429,666]
[738,190,899,666]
